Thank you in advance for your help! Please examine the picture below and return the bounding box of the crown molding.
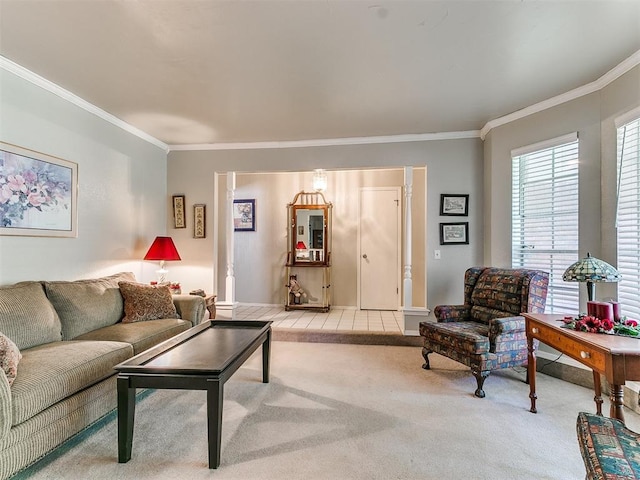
[480,49,640,140]
[168,130,481,151]
[0,56,168,152]
[4,46,639,150]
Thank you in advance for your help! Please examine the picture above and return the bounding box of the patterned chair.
[419,267,549,398]
[577,412,640,479]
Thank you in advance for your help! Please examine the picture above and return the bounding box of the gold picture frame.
[194,204,206,238]
[172,195,186,228]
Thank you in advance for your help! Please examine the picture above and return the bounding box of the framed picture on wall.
[440,194,469,216]
[0,142,78,237]
[193,204,206,238]
[172,195,186,228]
[440,222,469,245]
[233,199,256,231]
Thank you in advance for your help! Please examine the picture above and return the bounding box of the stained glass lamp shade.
[562,252,621,301]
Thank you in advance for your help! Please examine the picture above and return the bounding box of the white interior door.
[359,187,400,310]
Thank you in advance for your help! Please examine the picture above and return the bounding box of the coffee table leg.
[207,379,223,469]
[117,375,136,463]
[263,329,271,383]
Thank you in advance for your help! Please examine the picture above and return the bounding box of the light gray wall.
[484,64,640,312]
[168,138,484,311]
[0,69,168,285]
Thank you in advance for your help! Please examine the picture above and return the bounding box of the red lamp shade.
[296,241,307,249]
[144,236,181,261]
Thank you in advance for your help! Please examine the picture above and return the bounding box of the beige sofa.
[0,272,206,479]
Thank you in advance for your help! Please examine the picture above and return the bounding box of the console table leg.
[610,384,626,424]
[527,336,537,414]
[262,329,271,383]
[117,375,136,463]
[207,379,224,469]
[592,371,603,416]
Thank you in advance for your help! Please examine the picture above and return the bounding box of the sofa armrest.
[0,371,11,441]
[489,315,525,338]
[433,305,471,323]
[172,295,206,326]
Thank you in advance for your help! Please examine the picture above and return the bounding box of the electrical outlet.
[434,249,441,260]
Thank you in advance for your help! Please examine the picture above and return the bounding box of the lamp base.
[586,281,595,302]
[156,260,168,284]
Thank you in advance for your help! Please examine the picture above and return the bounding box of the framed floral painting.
[0,142,78,237]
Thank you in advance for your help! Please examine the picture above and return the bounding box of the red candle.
[594,302,614,320]
[587,301,598,317]
[609,301,621,321]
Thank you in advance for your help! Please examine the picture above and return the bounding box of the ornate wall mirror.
[287,191,332,266]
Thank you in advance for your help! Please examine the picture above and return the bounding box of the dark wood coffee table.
[114,320,272,469]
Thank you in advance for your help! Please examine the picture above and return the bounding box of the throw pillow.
[0,332,22,386]
[118,282,179,323]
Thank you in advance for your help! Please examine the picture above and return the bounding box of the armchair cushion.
[420,321,490,355]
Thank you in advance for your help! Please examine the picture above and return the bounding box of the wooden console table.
[525,313,640,424]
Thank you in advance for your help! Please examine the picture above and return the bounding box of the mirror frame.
[287,191,332,267]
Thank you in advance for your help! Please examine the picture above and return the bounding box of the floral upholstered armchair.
[419,267,549,398]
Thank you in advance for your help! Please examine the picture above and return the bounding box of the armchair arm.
[489,315,525,337]
[172,295,206,326]
[433,305,471,323]
[0,371,11,441]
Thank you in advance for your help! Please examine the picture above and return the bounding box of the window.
[617,116,640,320]
[512,134,579,313]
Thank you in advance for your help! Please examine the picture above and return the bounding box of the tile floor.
[234,305,403,333]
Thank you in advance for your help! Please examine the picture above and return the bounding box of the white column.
[216,172,238,319]
[403,166,413,308]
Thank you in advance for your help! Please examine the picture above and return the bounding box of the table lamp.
[562,252,621,301]
[143,236,181,284]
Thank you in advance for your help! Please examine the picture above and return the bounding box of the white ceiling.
[1,0,640,147]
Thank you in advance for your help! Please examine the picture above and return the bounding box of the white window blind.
[617,116,640,320]
[512,136,579,313]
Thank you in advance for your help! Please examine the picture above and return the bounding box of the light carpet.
[14,341,640,480]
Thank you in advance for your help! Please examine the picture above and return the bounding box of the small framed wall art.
[193,204,206,238]
[440,194,469,216]
[233,199,256,232]
[440,222,469,245]
[172,195,186,228]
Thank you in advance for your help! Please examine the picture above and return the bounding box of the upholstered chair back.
[464,267,549,325]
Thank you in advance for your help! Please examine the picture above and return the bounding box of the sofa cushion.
[0,282,62,350]
[118,281,179,323]
[470,268,524,321]
[74,318,191,354]
[0,332,21,386]
[10,340,133,426]
[44,272,136,340]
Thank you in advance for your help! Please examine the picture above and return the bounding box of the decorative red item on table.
[586,301,613,321]
[609,301,621,321]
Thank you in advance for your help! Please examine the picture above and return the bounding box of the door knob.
[362,254,368,259]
